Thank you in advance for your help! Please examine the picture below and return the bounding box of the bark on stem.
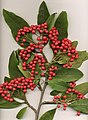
[41,101,56,105]
[35,82,47,120]
[24,95,37,114]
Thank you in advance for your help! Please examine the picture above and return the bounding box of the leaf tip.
[42,1,46,4]
[3,9,6,16]
[53,12,57,15]
[61,11,67,14]
[3,9,8,14]
[3,9,6,12]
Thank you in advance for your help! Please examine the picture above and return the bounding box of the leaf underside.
[49,68,83,83]
[71,51,88,68]
[75,82,88,95]
[69,99,88,114]
[0,100,21,109]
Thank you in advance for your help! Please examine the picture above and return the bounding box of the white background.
[0,0,88,120]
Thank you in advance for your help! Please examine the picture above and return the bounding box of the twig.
[24,95,37,114]
[41,101,56,105]
[37,82,43,91]
[35,81,48,120]
[41,100,61,105]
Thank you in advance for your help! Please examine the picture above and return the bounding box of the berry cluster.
[53,94,81,116]
[53,81,85,116]
[66,88,85,100]
[16,23,49,52]
[66,82,85,100]
[16,23,48,42]
[19,49,58,83]
[16,23,79,69]
[20,52,47,77]
[48,65,58,80]
[19,48,31,61]
[61,38,79,68]
[0,77,36,102]
[49,27,60,54]
[53,95,68,111]
[69,81,76,88]
[27,54,46,77]
[16,23,60,53]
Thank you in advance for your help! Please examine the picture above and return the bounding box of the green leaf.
[4,76,12,82]
[52,68,83,83]
[72,41,78,48]
[71,51,88,68]
[33,79,40,85]
[3,9,31,48]
[39,109,56,120]
[37,1,50,24]
[18,63,30,78]
[27,54,34,64]
[16,107,27,119]
[15,49,21,61]
[35,63,42,78]
[8,51,23,79]
[13,90,25,100]
[50,90,60,96]
[69,98,88,114]
[64,93,77,102]
[48,81,69,92]
[57,54,69,64]
[75,82,88,95]
[0,100,21,109]
[0,98,8,104]
[0,96,4,101]
[46,13,56,31]
[52,63,63,70]
[54,11,68,40]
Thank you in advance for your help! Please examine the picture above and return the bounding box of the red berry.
[62,100,66,103]
[9,98,14,102]
[23,89,27,93]
[37,37,41,41]
[67,88,72,92]
[23,39,26,42]
[35,71,38,75]
[20,43,24,46]
[77,111,81,116]
[57,95,61,99]
[57,104,61,108]
[63,103,68,107]
[63,95,67,99]
[54,96,58,99]
[63,107,66,110]
[48,77,52,80]
[41,73,45,77]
